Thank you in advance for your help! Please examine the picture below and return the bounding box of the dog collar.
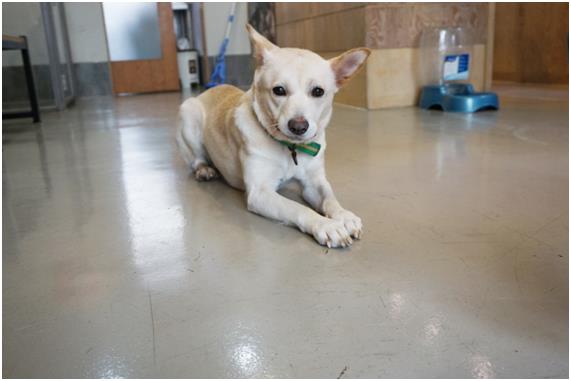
[273,138,321,165]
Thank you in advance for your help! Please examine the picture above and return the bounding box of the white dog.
[177,25,370,248]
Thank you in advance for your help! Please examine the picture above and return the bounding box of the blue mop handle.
[224,3,237,40]
[215,3,236,61]
[206,3,237,87]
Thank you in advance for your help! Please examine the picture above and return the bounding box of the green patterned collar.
[272,138,321,165]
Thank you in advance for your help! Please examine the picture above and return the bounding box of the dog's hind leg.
[177,98,219,181]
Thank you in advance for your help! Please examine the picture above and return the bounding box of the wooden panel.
[367,48,420,109]
[110,3,180,94]
[493,3,569,84]
[275,3,365,26]
[276,6,366,52]
[276,3,489,52]
[493,3,524,82]
[520,3,568,83]
[484,3,496,91]
[365,3,489,49]
[492,81,569,102]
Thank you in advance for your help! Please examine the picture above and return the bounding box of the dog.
[177,24,370,248]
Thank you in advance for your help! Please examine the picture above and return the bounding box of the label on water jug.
[443,54,470,81]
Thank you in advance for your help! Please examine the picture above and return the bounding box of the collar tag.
[275,139,321,165]
[288,145,298,165]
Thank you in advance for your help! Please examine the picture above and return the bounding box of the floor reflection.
[118,127,187,285]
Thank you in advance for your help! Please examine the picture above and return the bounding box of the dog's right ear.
[246,24,277,66]
[329,48,371,88]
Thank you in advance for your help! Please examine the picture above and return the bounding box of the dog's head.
[247,24,370,143]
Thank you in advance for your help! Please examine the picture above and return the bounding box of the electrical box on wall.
[177,50,199,88]
[172,2,200,88]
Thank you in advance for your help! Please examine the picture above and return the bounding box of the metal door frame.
[41,3,75,111]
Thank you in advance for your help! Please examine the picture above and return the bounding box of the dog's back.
[198,85,244,123]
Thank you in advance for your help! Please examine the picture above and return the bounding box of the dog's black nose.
[287,117,309,135]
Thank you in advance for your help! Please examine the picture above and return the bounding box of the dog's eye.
[311,87,324,97]
[272,86,287,96]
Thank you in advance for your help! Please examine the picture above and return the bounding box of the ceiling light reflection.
[471,354,495,378]
[231,341,262,378]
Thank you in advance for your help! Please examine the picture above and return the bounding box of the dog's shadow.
[178,174,329,251]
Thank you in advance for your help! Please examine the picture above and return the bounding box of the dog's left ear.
[246,24,278,66]
[329,48,371,88]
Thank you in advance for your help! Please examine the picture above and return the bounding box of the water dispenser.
[418,27,499,112]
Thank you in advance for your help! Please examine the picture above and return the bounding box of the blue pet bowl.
[419,83,499,112]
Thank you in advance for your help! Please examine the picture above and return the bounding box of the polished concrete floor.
[3,87,568,378]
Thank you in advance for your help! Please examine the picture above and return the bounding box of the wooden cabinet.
[493,3,568,84]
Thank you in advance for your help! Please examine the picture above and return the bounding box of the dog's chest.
[276,152,315,182]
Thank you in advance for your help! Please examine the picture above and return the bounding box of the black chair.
[3,34,41,123]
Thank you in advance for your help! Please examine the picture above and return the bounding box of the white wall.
[2,3,49,66]
[2,2,108,66]
[3,2,251,65]
[64,3,108,63]
[203,3,251,57]
[65,3,253,61]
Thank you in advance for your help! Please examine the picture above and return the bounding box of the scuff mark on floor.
[337,365,348,379]
[148,289,157,365]
[379,295,386,309]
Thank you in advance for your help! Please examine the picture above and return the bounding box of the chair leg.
[20,37,40,123]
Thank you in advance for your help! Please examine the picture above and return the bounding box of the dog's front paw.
[311,218,353,248]
[330,209,363,239]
